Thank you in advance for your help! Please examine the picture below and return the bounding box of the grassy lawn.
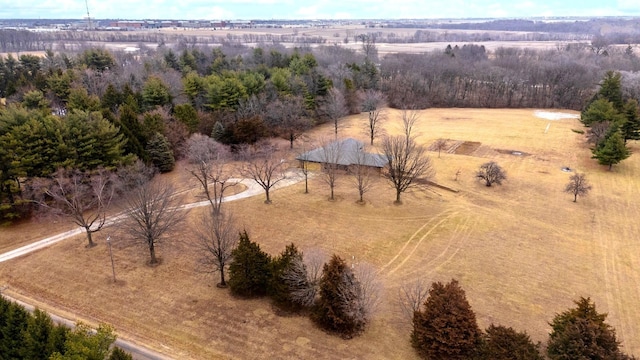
[2,108,639,358]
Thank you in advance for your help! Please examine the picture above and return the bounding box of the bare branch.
[121,175,185,265]
[193,210,238,287]
[476,161,507,187]
[185,133,236,214]
[398,279,430,324]
[564,172,592,202]
[282,247,328,308]
[29,168,117,247]
[382,136,435,204]
[361,90,386,145]
[240,142,287,204]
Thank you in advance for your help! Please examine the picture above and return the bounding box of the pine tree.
[228,231,272,297]
[268,243,302,309]
[592,131,630,170]
[312,254,366,337]
[547,297,632,360]
[0,299,29,358]
[478,324,543,360]
[621,99,640,143]
[412,279,481,359]
[146,132,175,173]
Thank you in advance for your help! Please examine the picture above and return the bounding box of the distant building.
[296,138,388,173]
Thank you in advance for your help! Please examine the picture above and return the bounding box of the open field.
[2,108,640,358]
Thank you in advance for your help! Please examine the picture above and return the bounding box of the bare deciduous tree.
[401,108,420,140]
[352,262,382,322]
[398,279,430,324]
[476,161,507,187]
[320,139,343,201]
[193,210,237,287]
[587,121,611,145]
[434,138,448,158]
[186,133,236,215]
[266,95,311,149]
[298,140,314,194]
[241,142,287,204]
[323,88,348,138]
[564,172,592,202]
[31,168,117,248]
[361,90,386,145]
[282,248,327,308]
[121,176,184,265]
[351,144,374,203]
[383,135,435,204]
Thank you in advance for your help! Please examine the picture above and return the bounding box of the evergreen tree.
[0,298,29,358]
[547,297,632,360]
[597,71,624,111]
[146,132,175,173]
[228,231,272,297]
[108,346,134,360]
[268,243,302,308]
[592,131,630,170]
[312,255,366,337]
[478,324,543,360]
[173,103,199,133]
[581,99,625,127]
[19,308,67,359]
[412,279,481,359]
[621,99,640,143]
[142,76,172,110]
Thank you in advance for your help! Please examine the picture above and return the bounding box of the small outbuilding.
[296,138,388,173]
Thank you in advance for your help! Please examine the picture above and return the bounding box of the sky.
[0,0,638,20]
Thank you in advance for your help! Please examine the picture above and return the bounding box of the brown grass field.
[2,108,640,358]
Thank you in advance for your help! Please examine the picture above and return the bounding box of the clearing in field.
[1,108,639,359]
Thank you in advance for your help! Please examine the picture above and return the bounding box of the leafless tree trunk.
[320,139,343,201]
[351,145,374,203]
[398,279,430,324]
[361,90,386,145]
[30,168,117,248]
[121,176,184,265]
[241,142,287,204]
[282,248,327,307]
[193,210,237,287]
[382,136,435,204]
[186,133,236,215]
[266,95,310,149]
[433,138,448,158]
[323,88,348,138]
[352,262,382,322]
[298,141,314,194]
[476,161,507,187]
[401,108,420,141]
[564,172,592,202]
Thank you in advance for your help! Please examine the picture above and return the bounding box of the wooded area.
[1,30,639,222]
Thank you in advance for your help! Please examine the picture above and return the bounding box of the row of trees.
[407,279,634,359]
[221,233,380,338]
[581,71,640,170]
[0,295,132,359]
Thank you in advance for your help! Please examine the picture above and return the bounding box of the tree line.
[407,279,635,359]
[0,295,132,359]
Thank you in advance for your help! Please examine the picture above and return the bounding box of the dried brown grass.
[2,108,640,358]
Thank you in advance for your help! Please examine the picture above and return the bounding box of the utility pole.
[107,235,116,283]
[85,0,93,30]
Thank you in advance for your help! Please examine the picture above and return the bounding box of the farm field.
[2,108,640,358]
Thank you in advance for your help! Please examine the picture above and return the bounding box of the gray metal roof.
[296,138,388,168]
